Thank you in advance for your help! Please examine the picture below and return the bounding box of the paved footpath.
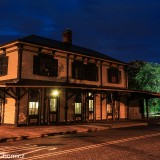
[0,120,159,143]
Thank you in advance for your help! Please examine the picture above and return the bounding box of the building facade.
[0,30,158,126]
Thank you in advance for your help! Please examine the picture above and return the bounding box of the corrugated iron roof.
[18,35,125,64]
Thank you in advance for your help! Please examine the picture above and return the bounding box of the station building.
[0,30,159,126]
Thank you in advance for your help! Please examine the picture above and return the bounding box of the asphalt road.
[0,125,160,160]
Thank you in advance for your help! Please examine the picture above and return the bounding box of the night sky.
[0,0,160,63]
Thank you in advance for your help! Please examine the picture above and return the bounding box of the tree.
[135,62,160,93]
[128,61,160,117]
[128,61,146,90]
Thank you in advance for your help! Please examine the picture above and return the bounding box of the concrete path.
[0,120,159,143]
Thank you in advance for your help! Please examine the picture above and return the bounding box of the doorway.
[49,97,59,124]
[107,100,120,120]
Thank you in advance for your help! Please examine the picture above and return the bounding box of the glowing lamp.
[52,90,59,96]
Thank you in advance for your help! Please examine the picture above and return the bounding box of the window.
[89,100,94,112]
[107,104,112,113]
[72,60,98,81]
[50,98,57,112]
[33,54,58,77]
[72,60,84,80]
[75,103,81,114]
[28,89,39,115]
[29,102,39,115]
[88,92,94,112]
[107,68,121,83]
[84,63,98,81]
[0,55,8,76]
[107,94,112,104]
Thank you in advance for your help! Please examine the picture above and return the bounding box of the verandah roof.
[1,79,160,98]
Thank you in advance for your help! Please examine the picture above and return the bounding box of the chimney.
[62,29,72,44]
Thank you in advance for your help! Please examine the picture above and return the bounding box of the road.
[0,124,160,160]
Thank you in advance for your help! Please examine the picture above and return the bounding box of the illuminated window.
[88,92,94,112]
[50,98,57,112]
[29,102,39,115]
[75,103,81,114]
[89,100,94,112]
[28,89,39,115]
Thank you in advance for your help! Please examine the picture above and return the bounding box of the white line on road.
[23,132,160,160]
[48,147,57,151]
[23,147,45,155]
[0,145,54,155]
[0,145,38,151]
[0,145,45,154]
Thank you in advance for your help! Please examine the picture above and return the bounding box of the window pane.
[72,61,84,80]
[107,104,112,113]
[75,103,81,114]
[28,89,39,115]
[89,100,94,112]
[29,102,39,115]
[84,63,98,81]
[0,56,8,76]
[108,68,119,83]
[50,98,57,112]
[33,55,58,77]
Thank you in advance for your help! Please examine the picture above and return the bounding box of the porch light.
[52,90,59,96]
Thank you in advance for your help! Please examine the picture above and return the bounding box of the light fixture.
[52,90,59,96]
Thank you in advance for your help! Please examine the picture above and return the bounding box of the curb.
[0,123,148,143]
[0,130,79,143]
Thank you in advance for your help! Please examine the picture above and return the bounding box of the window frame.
[88,92,94,112]
[72,60,84,80]
[29,102,39,115]
[33,54,58,77]
[0,55,8,76]
[72,60,98,81]
[50,98,58,113]
[84,63,98,81]
[75,103,82,114]
[107,67,121,84]
[28,89,39,116]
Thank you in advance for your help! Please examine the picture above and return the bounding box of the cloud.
[0,0,160,63]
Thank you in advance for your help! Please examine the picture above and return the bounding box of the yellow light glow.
[52,90,59,96]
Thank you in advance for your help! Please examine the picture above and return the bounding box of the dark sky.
[0,0,160,63]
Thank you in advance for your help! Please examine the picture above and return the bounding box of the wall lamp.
[52,90,59,96]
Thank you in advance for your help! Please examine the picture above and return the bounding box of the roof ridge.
[3,34,126,64]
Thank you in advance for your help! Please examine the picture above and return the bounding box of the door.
[74,102,82,122]
[107,100,120,120]
[85,93,94,122]
[28,89,40,125]
[88,99,94,121]
[49,97,59,124]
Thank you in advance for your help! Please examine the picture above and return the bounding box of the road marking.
[23,132,160,160]
[0,145,44,153]
[0,145,37,151]
[0,145,57,156]
[23,148,45,155]
[48,147,57,151]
